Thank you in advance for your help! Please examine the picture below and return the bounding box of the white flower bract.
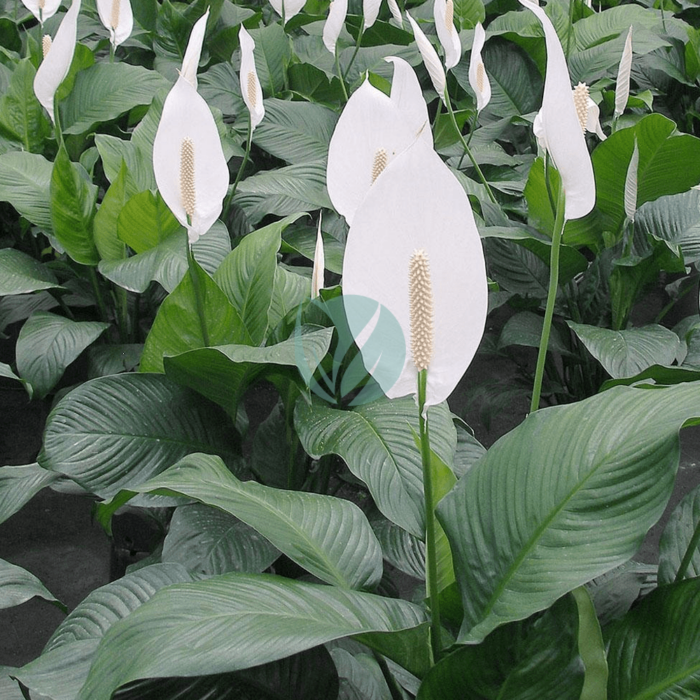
[239,25,265,131]
[407,13,446,102]
[468,23,490,112]
[95,0,133,48]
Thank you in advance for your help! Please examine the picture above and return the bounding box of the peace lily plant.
[1,0,700,698]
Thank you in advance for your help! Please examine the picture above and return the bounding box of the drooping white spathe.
[33,0,81,123]
[327,58,430,225]
[342,137,488,407]
[95,0,133,48]
[434,0,460,70]
[615,26,633,118]
[323,0,348,54]
[519,0,595,220]
[387,0,402,24]
[180,8,209,88]
[239,25,265,131]
[153,76,229,244]
[624,138,639,222]
[468,23,490,112]
[269,0,306,22]
[363,0,381,29]
[407,13,446,103]
[311,217,325,298]
[21,0,61,23]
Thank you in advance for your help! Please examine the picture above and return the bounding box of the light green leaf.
[92,160,129,262]
[453,0,485,27]
[135,451,382,591]
[606,578,700,700]
[0,248,61,295]
[50,144,99,266]
[0,463,60,526]
[250,23,293,96]
[573,586,608,700]
[268,265,312,331]
[439,383,700,643]
[658,482,700,584]
[0,151,53,231]
[371,516,425,580]
[117,189,181,254]
[79,573,427,700]
[38,373,240,498]
[16,312,108,399]
[331,648,391,700]
[61,63,169,135]
[253,98,338,165]
[567,322,681,379]
[0,558,62,610]
[95,133,156,193]
[296,397,457,538]
[162,503,280,577]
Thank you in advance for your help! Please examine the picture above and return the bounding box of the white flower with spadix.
[342,137,488,407]
[153,76,229,244]
[323,0,348,54]
[519,0,595,220]
[96,0,133,48]
[434,0,460,70]
[327,57,431,226]
[469,23,490,112]
[33,0,81,124]
[572,82,606,140]
[21,0,62,23]
[239,25,265,132]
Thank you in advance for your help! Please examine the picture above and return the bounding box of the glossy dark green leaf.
[92,161,129,262]
[0,464,60,526]
[0,248,61,295]
[0,151,54,231]
[0,558,62,611]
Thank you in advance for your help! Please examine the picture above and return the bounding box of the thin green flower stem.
[186,237,211,348]
[417,368,442,663]
[530,183,566,413]
[335,46,349,102]
[456,110,479,170]
[674,518,700,583]
[109,42,115,63]
[565,0,575,60]
[53,95,65,150]
[228,115,253,204]
[444,90,497,204]
[88,266,110,325]
[342,23,364,84]
[115,286,129,343]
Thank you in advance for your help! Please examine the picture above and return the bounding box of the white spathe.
[468,23,490,112]
[615,26,633,118]
[434,0,461,70]
[323,0,348,54]
[21,0,61,23]
[95,0,133,48]
[327,61,430,226]
[311,217,325,298]
[519,0,595,220]
[342,137,488,407]
[152,76,229,243]
[33,0,81,123]
[239,25,265,131]
[270,0,306,22]
[407,13,446,102]
[363,0,381,29]
[180,8,209,89]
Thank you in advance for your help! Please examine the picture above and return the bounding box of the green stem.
[444,91,497,204]
[675,518,700,583]
[53,95,65,150]
[565,0,574,60]
[228,115,253,205]
[335,45,349,102]
[88,266,110,325]
[115,286,129,343]
[530,182,566,413]
[342,23,364,84]
[186,241,210,347]
[417,368,442,663]
[109,41,115,63]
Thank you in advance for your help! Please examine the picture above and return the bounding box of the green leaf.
[38,373,240,498]
[331,647,392,700]
[453,0,485,27]
[0,558,62,610]
[296,397,457,538]
[416,594,584,700]
[283,225,344,275]
[438,383,700,643]
[658,482,700,584]
[214,216,299,345]
[99,224,231,294]
[593,114,700,237]
[250,23,293,96]
[0,248,61,295]
[253,98,338,165]
[163,327,333,417]
[13,563,192,700]
[606,578,700,700]
[79,573,427,700]
[371,515,425,580]
[0,151,53,231]
[60,63,169,135]
[134,451,382,590]
[117,190,181,254]
[162,503,279,576]
[140,256,248,374]
[567,322,681,379]
[93,161,129,262]
[573,586,608,700]
[233,163,332,226]
[0,58,51,152]
[268,264,312,331]
[287,62,346,107]
[50,144,99,266]
[16,312,108,399]
[95,133,156,194]
[0,464,60,526]
[499,311,570,354]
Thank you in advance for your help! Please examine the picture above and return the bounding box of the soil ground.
[1,352,699,670]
